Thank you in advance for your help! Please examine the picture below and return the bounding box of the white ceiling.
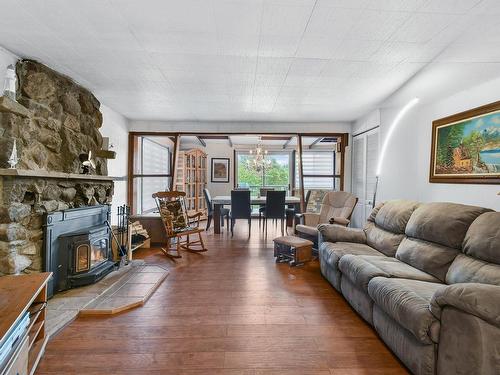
[0,0,499,122]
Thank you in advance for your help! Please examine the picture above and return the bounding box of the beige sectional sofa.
[318,200,500,375]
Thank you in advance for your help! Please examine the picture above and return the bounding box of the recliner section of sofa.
[318,200,419,292]
[318,200,500,375]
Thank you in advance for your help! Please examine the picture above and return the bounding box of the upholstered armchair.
[295,191,358,248]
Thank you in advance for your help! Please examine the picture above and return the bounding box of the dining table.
[211,195,301,234]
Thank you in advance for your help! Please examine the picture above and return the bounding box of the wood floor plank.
[35,222,408,374]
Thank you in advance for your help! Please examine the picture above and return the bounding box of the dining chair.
[262,190,286,236]
[229,190,252,237]
[203,188,229,231]
[258,187,275,226]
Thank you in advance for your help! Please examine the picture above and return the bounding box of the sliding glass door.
[235,151,292,196]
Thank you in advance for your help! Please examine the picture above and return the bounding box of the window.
[130,135,175,215]
[297,150,338,190]
[236,151,292,196]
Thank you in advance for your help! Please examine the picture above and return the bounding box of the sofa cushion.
[319,241,384,291]
[295,224,318,237]
[319,241,383,267]
[374,199,420,234]
[365,222,405,257]
[405,202,491,249]
[462,212,500,265]
[396,237,459,282]
[339,255,440,291]
[446,254,500,286]
[368,277,444,344]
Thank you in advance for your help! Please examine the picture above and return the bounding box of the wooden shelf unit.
[175,149,208,218]
[0,273,51,375]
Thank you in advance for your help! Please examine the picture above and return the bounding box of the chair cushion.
[368,277,445,344]
[295,224,318,237]
[320,242,384,269]
[318,191,357,224]
[159,200,188,231]
[339,255,440,292]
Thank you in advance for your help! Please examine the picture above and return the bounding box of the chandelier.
[247,141,271,172]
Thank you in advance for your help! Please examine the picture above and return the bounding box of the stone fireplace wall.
[0,60,114,275]
[0,60,107,173]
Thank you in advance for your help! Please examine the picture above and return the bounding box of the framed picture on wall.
[211,158,230,183]
[430,100,500,184]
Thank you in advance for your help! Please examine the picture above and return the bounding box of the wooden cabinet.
[175,149,207,218]
[0,273,51,375]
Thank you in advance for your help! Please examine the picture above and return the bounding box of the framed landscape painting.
[430,100,500,184]
[211,158,230,183]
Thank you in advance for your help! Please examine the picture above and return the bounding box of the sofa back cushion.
[462,212,500,264]
[398,202,491,282]
[405,202,491,249]
[364,200,419,257]
[396,238,458,282]
[446,254,500,285]
[445,212,500,285]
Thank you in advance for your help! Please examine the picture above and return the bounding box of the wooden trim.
[171,135,180,191]
[429,100,500,185]
[308,137,323,149]
[340,133,347,191]
[127,133,135,214]
[233,149,237,189]
[297,135,305,212]
[196,136,206,147]
[129,131,348,212]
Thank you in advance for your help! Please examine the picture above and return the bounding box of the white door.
[350,128,379,227]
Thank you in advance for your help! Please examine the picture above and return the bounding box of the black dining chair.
[262,190,286,236]
[203,188,229,231]
[229,190,252,237]
[258,187,275,226]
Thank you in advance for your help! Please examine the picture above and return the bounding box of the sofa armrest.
[430,283,500,328]
[317,224,366,244]
[329,217,350,226]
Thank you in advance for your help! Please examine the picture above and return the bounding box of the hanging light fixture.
[247,138,271,172]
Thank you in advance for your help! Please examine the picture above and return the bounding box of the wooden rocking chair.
[153,191,207,259]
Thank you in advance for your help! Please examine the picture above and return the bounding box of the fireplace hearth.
[44,205,116,296]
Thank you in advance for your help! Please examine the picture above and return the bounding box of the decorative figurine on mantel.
[3,64,17,101]
[79,150,96,174]
[8,139,19,169]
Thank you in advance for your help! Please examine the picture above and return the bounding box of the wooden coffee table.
[273,236,313,266]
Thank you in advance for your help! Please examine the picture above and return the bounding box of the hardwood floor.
[36,220,409,375]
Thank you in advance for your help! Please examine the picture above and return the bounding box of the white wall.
[129,120,351,134]
[376,77,500,211]
[0,46,18,86]
[99,105,130,221]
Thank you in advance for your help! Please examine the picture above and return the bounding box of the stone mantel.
[0,168,116,181]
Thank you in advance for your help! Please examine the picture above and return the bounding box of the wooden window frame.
[128,132,348,215]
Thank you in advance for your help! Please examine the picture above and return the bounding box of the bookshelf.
[175,149,207,219]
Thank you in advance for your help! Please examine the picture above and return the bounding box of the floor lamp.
[372,98,420,208]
